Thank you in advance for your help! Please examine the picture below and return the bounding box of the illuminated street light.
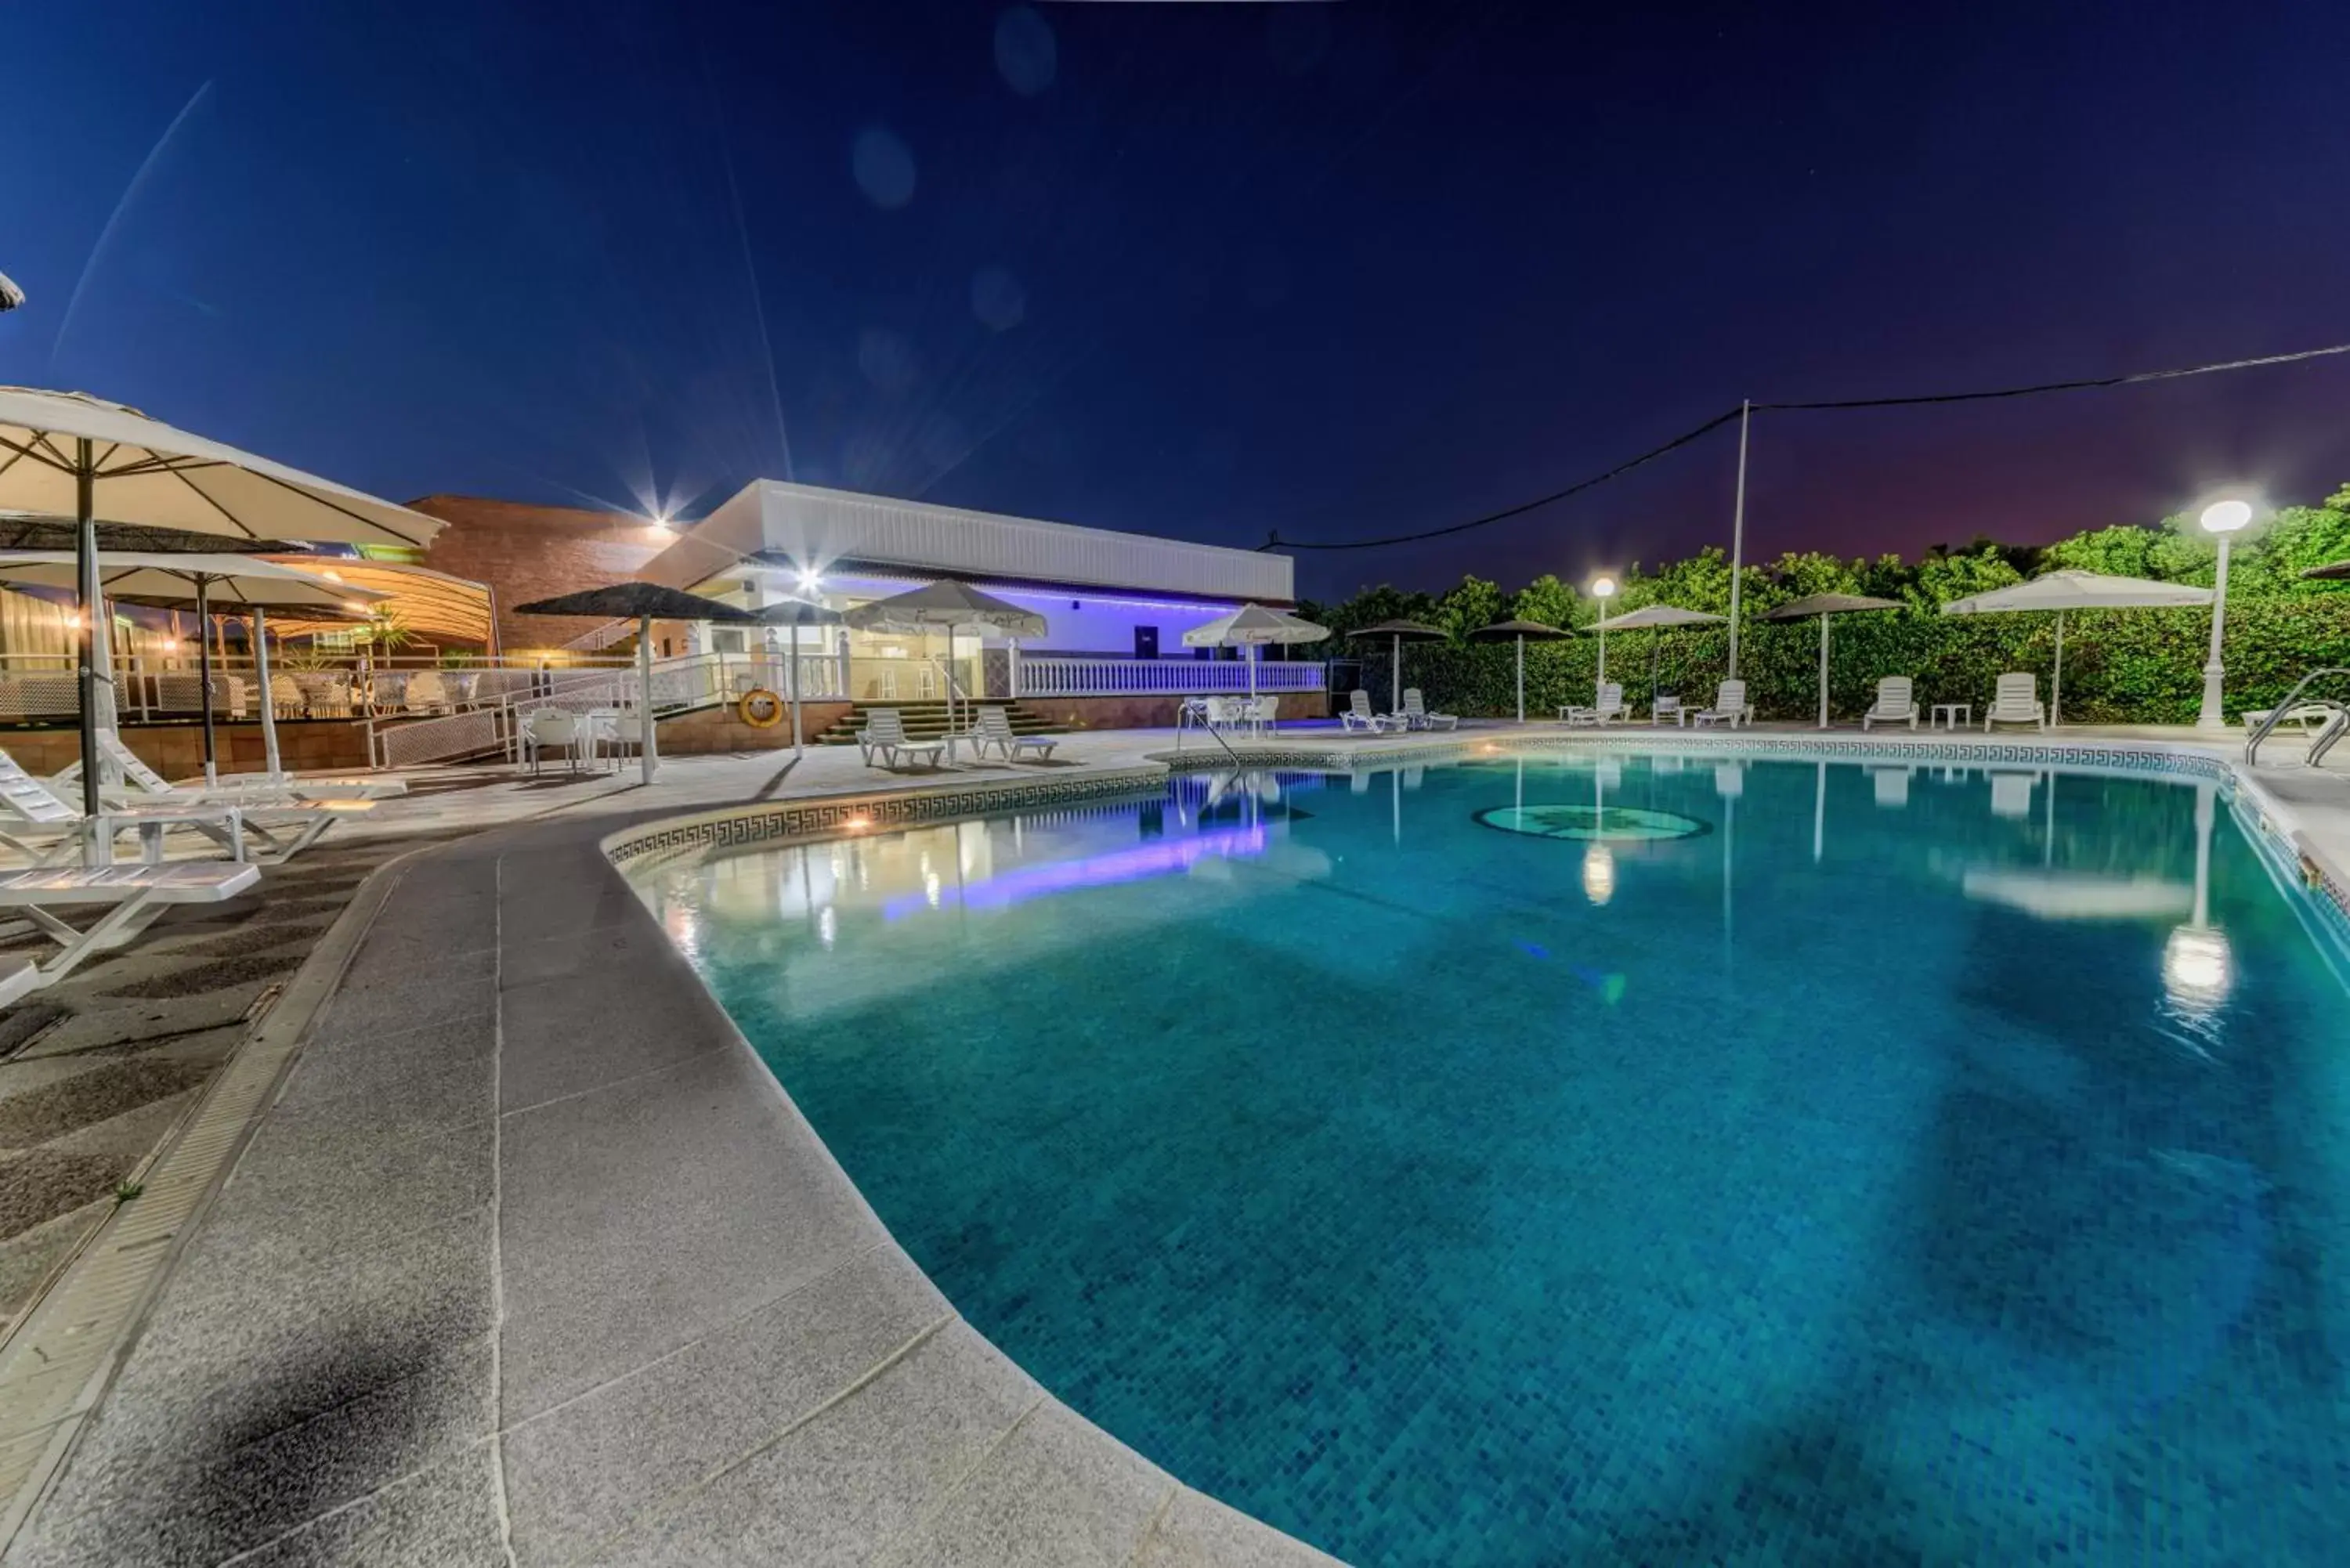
[2196,498,2253,730]
[1589,574,1618,692]
[0,271,23,313]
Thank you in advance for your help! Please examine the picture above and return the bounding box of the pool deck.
[2,721,2345,1566]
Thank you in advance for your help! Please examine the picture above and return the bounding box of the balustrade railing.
[1014,656,1324,699]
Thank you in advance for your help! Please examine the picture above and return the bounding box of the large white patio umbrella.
[1181,604,1331,712]
[1586,603,1726,710]
[1940,570,2212,725]
[844,580,1048,738]
[1346,619,1446,712]
[0,387,444,829]
[1760,593,1903,729]
[1468,618,1568,723]
[0,551,386,782]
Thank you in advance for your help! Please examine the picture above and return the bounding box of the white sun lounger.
[1984,673,2047,730]
[56,732,403,801]
[1401,689,1458,731]
[1560,683,1626,725]
[20,750,343,864]
[971,705,1059,763]
[1342,690,1401,733]
[857,708,946,771]
[1,749,251,867]
[61,734,384,835]
[1861,676,1919,731]
[0,861,262,987]
[1690,680,1753,728]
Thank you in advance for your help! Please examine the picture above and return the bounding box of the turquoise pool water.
[637,753,2350,1566]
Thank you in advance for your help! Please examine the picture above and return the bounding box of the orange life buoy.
[737,688,786,728]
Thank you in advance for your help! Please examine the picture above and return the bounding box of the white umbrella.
[1181,604,1330,710]
[0,387,444,833]
[0,551,386,782]
[1586,603,1725,710]
[1940,570,2212,725]
[844,580,1048,738]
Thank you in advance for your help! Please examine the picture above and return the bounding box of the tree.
[1910,546,2023,607]
[1435,575,1505,641]
[1511,573,1578,629]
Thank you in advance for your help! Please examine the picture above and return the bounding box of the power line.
[1265,338,2350,553]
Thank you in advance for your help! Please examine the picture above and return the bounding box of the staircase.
[812,699,1061,746]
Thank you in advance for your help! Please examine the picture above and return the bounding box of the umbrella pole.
[639,614,657,785]
[1516,635,1525,724]
[2051,610,2065,727]
[197,576,217,784]
[790,626,804,760]
[252,605,282,779]
[1813,760,1825,862]
[1817,614,1830,729]
[71,439,109,863]
[1391,634,1401,713]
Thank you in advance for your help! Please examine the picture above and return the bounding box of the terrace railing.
[1014,656,1324,699]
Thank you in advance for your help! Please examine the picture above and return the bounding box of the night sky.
[5,1,2346,600]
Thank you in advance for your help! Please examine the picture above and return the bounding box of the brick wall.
[409,495,676,656]
[3,721,374,780]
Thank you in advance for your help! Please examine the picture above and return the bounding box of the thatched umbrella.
[1468,619,1569,723]
[1347,619,1446,713]
[1760,593,1903,729]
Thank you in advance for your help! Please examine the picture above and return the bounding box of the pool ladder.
[2244,667,2350,768]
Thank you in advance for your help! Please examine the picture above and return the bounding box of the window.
[1133,626,1159,659]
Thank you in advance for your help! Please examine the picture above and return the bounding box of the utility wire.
[1264,339,2350,552]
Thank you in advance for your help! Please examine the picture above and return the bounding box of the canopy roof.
[1348,618,1447,641]
[1762,592,1903,620]
[514,583,773,623]
[1588,604,1725,631]
[1182,602,1329,647]
[1469,618,1571,641]
[2302,559,2350,581]
[0,387,446,548]
[0,551,389,615]
[1941,570,2212,615]
[842,578,1048,638]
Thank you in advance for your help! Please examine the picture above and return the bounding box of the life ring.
[737,688,786,728]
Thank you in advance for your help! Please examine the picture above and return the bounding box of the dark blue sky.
[5,1,2346,599]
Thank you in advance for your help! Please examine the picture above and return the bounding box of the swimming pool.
[635,752,2350,1566]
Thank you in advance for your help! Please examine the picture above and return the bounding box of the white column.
[638,613,658,785]
[2196,537,2232,729]
[1817,615,1830,728]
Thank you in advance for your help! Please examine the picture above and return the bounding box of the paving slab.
[592,1319,1047,1568]
[502,1241,949,1563]
[497,1039,882,1420]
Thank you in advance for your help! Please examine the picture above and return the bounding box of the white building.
[638,479,1319,706]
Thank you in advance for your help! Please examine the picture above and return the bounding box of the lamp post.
[2196,499,2252,730]
[1590,574,1618,696]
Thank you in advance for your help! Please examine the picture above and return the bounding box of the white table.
[1932,703,1971,731]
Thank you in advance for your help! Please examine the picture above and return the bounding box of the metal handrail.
[2244,667,2350,765]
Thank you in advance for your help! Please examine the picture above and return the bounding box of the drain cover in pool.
[1472,803,1711,841]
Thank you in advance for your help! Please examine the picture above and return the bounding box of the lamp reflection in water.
[2165,782,2233,1017]
[1583,753,1618,905]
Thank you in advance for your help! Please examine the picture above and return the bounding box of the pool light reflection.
[882,826,1267,919]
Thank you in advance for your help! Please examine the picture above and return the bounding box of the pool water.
[637,754,2350,1566]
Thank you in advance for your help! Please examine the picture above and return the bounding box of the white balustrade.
[1014,657,1324,699]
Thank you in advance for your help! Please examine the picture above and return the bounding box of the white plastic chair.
[1984,673,2046,731]
[1690,680,1752,728]
[1562,683,1626,726]
[526,708,585,775]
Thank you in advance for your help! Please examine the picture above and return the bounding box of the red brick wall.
[3,721,374,780]
[409,495,675,656]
